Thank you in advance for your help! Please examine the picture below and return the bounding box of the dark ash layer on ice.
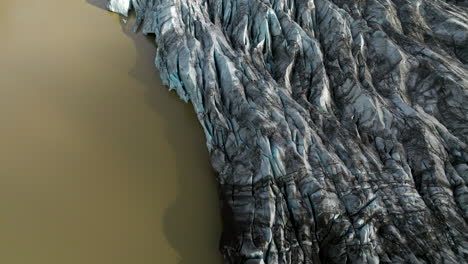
[107,0,468,263]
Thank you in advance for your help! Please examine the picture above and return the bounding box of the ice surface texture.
[107,0,468,263]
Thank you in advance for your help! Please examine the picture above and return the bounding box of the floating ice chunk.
[107,0,131,16]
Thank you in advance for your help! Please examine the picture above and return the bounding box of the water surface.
[0,1,221,263]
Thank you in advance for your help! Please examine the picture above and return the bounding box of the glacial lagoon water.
[0,1,221,263]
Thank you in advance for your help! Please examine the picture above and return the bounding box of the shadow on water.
[86,1,223,263]
[86,0,108,9]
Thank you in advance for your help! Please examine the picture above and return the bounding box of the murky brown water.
[0,1,221,263]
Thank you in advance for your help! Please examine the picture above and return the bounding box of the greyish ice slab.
[107,0,468,263]
[107,0,131,16]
